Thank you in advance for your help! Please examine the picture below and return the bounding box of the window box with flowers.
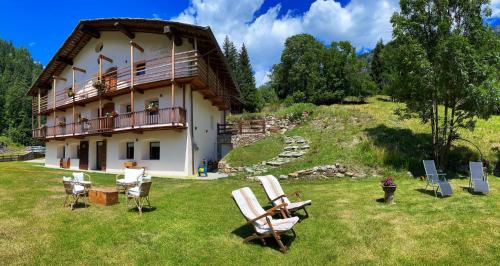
[92,80,106,94]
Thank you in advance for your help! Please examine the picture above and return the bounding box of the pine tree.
[237,43,261,112]
[0,38,42,145]
[370,40,384,92]
[222,35,239,82]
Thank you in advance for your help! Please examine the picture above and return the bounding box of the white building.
[28,19,239,177]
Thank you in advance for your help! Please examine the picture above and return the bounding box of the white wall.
[191,87,222,170]
[42,30,223,177]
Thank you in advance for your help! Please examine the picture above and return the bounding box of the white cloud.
[491,0,500,17]
[29,42,36,47]
[172,0,399,86]
[152,13,161,19]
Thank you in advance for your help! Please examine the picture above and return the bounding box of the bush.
[275,103,317,122]
[226,112,264,122]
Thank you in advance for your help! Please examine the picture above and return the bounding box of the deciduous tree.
[389,0,500,166]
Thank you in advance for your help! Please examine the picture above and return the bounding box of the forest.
[0,39,42,145]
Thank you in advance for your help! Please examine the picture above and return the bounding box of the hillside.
[0,39,43,145]
[224,97,500,178]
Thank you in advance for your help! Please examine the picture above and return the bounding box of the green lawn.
[0,162,499,265]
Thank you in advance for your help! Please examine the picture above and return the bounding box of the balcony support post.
[130,43,135,128]
[37,88,41,128]
[129,41,144,129]
[72,68,76,135]
[52,78,56,137]
[98,56,102,129]
[171,38,176,123]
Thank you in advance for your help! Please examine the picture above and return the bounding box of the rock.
[288,172,299,178]
[407,171,414,178]
[279,175,288,180]
[244,167,255,173]
[335,173,345,177]
[345,172,354,177]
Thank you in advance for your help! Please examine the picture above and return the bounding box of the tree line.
[0,39,42,145]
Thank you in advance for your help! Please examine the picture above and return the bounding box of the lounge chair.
[63,180,87,210]
[257,175,311,218]
[126,181,152,214]
[231,187,299,253]
[72,172,92,191]
[469,162,489,193]
[116,168,145,193]
[423,160,453,197]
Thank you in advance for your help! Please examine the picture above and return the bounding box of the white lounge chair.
[423,160,453,197]
[231,187,299,253]
[116,168,145,193]
[469,162,489,193]
[127,181,152,214]
[258,175,311,218]
[72,172,92,191]
[63,180,87,210]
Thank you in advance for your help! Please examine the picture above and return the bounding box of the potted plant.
[92,80,106,93]
[105,111,118,118]
[381,176,397,204]
[57,120,66,127]
[145,102,159,113]
[65,87,75,97]
[78,117,88,123]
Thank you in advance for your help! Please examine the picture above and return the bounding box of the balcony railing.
[32,107,186,139]
[33,50,229,113]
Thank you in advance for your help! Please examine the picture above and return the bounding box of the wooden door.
[103,67,117,91]
[96,140,107,171]
[101,102,115,130]
[79,141,89,170]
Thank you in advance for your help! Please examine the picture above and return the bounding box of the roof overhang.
[27,18,239,97]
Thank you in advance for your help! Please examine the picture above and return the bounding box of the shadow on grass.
[365,124,478,178]
[127,206,157,213]
[460,186,488,196]
[365,124,432,176]
[231,224,296,253]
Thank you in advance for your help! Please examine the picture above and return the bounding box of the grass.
[0,162,499,265]
[224,134,284,167]
[225,96,500,178]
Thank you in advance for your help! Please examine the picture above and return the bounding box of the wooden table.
[89,188,119,206]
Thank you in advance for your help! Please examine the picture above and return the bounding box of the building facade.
[28,19,239,177]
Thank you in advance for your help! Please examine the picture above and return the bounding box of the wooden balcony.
[32,49,230,115]
[32,107,186,140]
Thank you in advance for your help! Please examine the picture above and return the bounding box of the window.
[149,142,160,160]
[136,62,146,76]
[126,104,132,113]
[126,142,134,159]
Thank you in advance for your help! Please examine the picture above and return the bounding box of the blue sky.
[0,0,498,85]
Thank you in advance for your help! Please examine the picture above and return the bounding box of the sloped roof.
[27,18,238,96]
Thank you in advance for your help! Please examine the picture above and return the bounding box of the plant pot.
[382,185,396,204]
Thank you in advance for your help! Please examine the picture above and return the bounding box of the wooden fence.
[0,152,45,163]
[217,119,266,135]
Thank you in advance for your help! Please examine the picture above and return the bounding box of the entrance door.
[103,67,117,92]
[79,141,89,170]
[96,140,107,171]
[101,102,115,130]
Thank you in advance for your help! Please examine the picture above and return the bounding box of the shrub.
[276,103,317,122]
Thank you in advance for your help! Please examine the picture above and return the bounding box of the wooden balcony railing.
[33,49,229,113]
[32,107,186,139]
[217,120,266,135]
